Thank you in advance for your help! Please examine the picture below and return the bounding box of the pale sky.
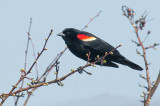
[0,0,160,106]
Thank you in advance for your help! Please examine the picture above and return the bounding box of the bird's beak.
[57,32,65,37]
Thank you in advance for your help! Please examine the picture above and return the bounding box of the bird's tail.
[112,57,143,71]
[123,58,143,71]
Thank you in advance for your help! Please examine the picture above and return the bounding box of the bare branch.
[131,39,141,46]
[145,43,160,50]
[81,11,102,31]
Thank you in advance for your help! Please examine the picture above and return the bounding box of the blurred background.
[0,0,160,106]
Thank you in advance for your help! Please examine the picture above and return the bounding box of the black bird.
[58,28,143,71]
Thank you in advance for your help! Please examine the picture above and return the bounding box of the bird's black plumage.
[58,28,143,71]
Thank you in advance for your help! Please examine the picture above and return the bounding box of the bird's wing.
[82,35,122,57]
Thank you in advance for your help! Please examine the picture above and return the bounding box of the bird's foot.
[77,67,92,75]
[77,67,83,74]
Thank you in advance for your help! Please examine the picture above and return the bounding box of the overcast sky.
[0,0,160,106]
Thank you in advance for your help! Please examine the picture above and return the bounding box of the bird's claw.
[77,67,83,74]
[77,67,92,75]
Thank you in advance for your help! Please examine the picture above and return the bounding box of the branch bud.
[12,93,16,96]
[60,82,64,86]
[103,60,107,63]
[132,24,136,27]
[86,53,89,56]
[140,16,142,19]
[71,69,75,72]
[54,71,57,74]
[44,48,48,50]
[20,68,25,72]
[91,63,96,67]
[27,83,30,86]
[12,85,17,88]
[122,13,125,15]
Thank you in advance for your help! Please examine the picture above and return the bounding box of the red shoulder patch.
[77,34,96,41]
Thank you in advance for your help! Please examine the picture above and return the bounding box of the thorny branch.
[122,6,160,106]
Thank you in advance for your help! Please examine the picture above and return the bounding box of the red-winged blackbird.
[58,28,143,71]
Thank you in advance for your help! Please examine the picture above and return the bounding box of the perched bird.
[57,28,143,71]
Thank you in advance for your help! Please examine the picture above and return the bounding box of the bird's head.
[57,28,80,43]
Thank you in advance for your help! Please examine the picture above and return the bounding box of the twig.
[145,43,160,50]
[142,31,150,43]
[81,11,102,31]
[55,60,61,85]
[136,49,143,57]
[15,18,33,106]
[42,46,68,81]
[24,18,32,71]
[26,29,53,74]
[131,39,140,46]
